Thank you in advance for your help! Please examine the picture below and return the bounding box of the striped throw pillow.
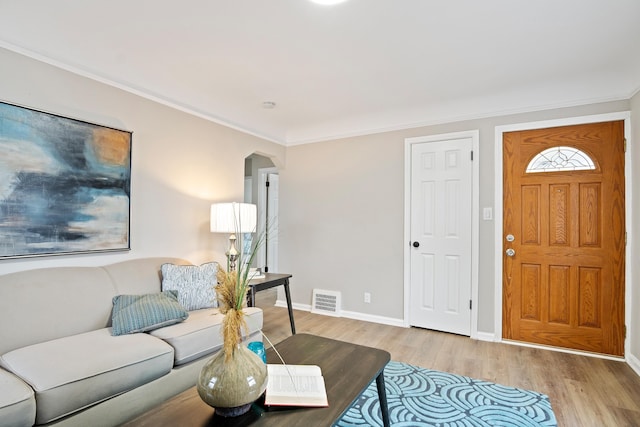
[111,290,188,336]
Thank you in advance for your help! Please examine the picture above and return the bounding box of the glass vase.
[197,344,268,417]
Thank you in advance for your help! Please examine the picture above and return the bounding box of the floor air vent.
[311,289,341,317]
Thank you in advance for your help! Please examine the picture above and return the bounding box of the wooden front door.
[502,121,625,356]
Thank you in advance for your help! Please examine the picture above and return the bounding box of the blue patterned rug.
[334,361,557,427]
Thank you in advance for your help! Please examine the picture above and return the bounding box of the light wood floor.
[256,297,640,427]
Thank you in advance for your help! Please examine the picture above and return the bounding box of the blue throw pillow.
[111,290,189,336]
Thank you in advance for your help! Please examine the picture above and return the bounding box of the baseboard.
[339,310,406,328]
[276,300,506,334]
[275,299,311,311]
[275,300,406,327]
[628,353,640,377]
[475,331,496,342]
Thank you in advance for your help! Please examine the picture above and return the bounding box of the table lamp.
[210,202,257,271]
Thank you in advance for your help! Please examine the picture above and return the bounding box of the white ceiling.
[1,0,639,145]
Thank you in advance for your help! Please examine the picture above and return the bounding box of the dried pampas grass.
[216,268,249,361]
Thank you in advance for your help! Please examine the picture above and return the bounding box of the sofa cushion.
[161,262,219,310]
[0,368,36,427]
[111,290,189,336]
[150,307,263,365]
[104,257,191,295]
[0,266,117,355]
[0,328,174,425]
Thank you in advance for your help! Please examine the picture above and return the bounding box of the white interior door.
[409,137,472,335]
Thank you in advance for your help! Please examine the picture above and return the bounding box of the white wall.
[0,48,285,275]
[279,100,632,335]
[1,46,638,365]
[279,134,405,322]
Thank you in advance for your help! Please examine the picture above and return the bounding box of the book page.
[265,364,328,407]
[267,364,322,377]
[268,373,325,397]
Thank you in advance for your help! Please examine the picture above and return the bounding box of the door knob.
[412,241,420,248]
[505,248,515,257]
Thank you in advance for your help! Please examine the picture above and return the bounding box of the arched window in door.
[526,146,596,173]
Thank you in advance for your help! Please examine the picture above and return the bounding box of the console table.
[247,273,295,335]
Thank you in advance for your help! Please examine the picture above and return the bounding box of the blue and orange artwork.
[0,102,131,258]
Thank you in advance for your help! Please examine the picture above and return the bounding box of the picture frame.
[0,101,132,259]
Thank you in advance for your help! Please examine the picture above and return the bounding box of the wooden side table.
[247,273,295,335]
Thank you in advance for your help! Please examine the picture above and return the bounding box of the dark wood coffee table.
[124,334,390,427]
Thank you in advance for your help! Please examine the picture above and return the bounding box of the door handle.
[505,248,515,257]
[412,241,420,248]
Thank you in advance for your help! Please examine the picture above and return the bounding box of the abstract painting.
[0,101,132,258]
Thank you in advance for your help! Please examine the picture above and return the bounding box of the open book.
[264,364,329,407]
[248,268,266,280]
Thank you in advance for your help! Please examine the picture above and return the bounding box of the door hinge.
[470,150,474,161]
[625,232,627,246]
[265,181,270,187]
[624,138,627,152]
[469,300,472,310]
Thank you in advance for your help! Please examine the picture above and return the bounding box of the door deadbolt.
[506,234,515,242]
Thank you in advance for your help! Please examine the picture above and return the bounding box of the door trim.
[494,112,632,357]
[257,167,278,272]
[404,130,480,338]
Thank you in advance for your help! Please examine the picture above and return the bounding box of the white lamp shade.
[210,203,257,233]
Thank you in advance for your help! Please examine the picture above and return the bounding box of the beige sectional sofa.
[0,257,263,427]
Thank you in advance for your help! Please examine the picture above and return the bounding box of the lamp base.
[226,234,239,271]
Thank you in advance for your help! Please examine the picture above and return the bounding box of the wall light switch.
[483,207,493,221]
